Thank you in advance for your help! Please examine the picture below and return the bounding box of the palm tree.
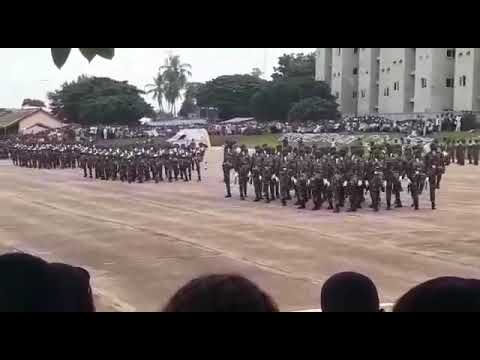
[145,75,165,112]
[160,55,192,116]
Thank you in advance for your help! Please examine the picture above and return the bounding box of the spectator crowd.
[1,251,479,312]
[206,112,473,137]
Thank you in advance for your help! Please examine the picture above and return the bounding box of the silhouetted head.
[393,277,480,312]
[321,272,380,312]
[48,263,95,312]
[163,274,279,312]
[0,253,56,312]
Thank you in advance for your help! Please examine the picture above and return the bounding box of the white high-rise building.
[315,48,480,115]
[357,48,380,115]
[413,48,455,112]
[454,48,480,112]
[330,48,359,115]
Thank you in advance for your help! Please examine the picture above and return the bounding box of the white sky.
[0,48,315,110]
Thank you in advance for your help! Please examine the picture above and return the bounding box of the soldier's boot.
[297,201,305,209]
[327,200,334,210]
[312,203,320,211]
[431,202,436,210]
[281,199,287,206]
[395,199,403,208]
[386,201,391,210]
[333,204,340,213]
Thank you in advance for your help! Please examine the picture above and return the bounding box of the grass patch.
[209,134,281,147]
[237,134,281,148]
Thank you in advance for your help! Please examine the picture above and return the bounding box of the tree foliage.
[271,52,316,80]
[250,77,337,122]
[178,82,204,117]
[146,55,191,115]
[47,76,154,125]
[22,98,46,108]
[251,67,263,78]
[51,48,115,69]
[196,75,266,120]
[160,55,192,115]
[287,97,340,122]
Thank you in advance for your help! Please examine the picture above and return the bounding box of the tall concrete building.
[378,48,415,114]
[414,48,455,112]
[454,48,480,111]
[315,48,480,115]
[330,48,359,114]
[357,48,380,114]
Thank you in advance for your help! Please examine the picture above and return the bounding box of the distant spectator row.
[1,252,480,312]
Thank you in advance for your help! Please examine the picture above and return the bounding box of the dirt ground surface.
[1,148,480,311]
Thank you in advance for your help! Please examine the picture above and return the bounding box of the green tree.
[250,77,336,122]
[47,76,154,125]
[271,52,316,80]
[51,48,115,69]
[197,75,266,120]
[251,67,263,78]
[287,97,339,122]
[22,98,46,107]
[178,82,204,117]
[145,75,165,112]
[160,55,192,115]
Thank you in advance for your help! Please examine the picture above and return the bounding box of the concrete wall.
[378,48,415,113]
[18,111,64,133]
[454,48,480,111]
[414,48,455,112]
[315,48,332,84]
[357,48,379,114]
[331,48,358,115]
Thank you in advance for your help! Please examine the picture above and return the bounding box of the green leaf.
[94,48,115,60]
[79,48,97,62]
[51,48,72,69]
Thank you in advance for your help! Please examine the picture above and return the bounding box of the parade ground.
[1,148,480,311]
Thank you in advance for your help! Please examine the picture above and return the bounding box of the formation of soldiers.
[222,137,479,212]
[10,141,207,184]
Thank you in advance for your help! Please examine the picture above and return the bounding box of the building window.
[353,91,358,99]
[353,67,358,75]
[387,67,390,73]
[459,75,467,87]
[333,73,336,78]
[446,49,455,58]
[399,59,403,64]
[366,70,369,74]
[459,52,463,57]
[446,78,454,88]
[338,72,341,76]
[381,68,385,72]
[361,89,366,98]
[393,61,397,64]
[384,87,390,96]
[393,81,400,91]
[335,91,339,98]
[354,48,358,54]
[421,78,427,88]
[467,50,471,55]
[337,48,341,55]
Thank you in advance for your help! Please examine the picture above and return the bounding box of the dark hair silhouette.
[0,252,56,312]
[163,274,279,312]
[321,272,380,312]
[48,263,95,312]
[393,277,480,312]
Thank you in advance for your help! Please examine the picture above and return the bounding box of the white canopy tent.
[167,128,211,147]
